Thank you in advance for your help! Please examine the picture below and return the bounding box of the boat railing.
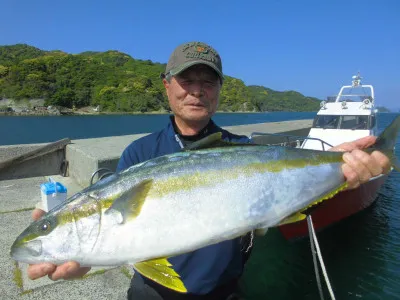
[249,132,333,151]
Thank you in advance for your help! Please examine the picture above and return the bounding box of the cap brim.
[169,61,224,82]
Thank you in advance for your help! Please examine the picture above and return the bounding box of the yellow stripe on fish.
[150,154,343,198]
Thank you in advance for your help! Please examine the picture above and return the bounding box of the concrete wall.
[65,133,147,187]
[0,144,43,161]
[0,144,66,180]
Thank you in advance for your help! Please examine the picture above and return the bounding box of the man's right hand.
[27,208,91,280]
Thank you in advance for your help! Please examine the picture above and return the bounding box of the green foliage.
[0,44,321,112]
[0,65,9,77]
[0,44,46,66]
[248,86,320,112]
[220,76,253,111]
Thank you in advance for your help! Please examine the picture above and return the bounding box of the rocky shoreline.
[0,107,264,116]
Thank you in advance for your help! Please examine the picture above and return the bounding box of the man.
[27,41,391,299]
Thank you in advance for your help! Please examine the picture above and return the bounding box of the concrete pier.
[0,119,312,299]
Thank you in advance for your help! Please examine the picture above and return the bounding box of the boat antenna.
[351,72,362,87]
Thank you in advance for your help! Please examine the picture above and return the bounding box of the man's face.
[163,64,221,125]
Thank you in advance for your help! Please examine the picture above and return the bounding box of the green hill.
[248,85,322,112]
[0,44,321,112]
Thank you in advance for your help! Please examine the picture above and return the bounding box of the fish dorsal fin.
[183,132,249,151]
[134,258,187,293]
[105,179,152,224]
[278,182,348,226]
[183,132,225,150]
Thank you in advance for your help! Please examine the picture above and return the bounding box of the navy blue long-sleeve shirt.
[117,117,250,295]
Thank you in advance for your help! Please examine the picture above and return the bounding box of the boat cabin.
[301,74,378,150]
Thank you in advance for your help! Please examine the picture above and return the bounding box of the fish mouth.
[10,239,42,261]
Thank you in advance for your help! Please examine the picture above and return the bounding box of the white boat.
[301,74,378,151]
[278,74,388,239]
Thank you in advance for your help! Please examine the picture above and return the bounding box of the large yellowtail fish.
[11,116,400,293]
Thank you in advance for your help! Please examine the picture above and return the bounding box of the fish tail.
[369,115,400,172]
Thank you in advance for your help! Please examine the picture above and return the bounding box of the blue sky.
[1,0,399,110]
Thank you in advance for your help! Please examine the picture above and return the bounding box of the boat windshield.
[313,115,340,129]
[313,115,374,130]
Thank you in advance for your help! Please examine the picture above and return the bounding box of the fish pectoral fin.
[105,179,152,224]
[278,182,348,226]
[134,258,187,293]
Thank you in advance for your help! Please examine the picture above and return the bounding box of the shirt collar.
[167,116,219,140]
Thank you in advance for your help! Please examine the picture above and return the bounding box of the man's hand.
[27,208,91,281]
[330,136,391,189]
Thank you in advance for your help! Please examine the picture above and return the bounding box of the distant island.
[375,106,391,113]
[0,44,322,114]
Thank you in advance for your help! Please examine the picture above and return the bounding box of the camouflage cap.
[163,41,223,82]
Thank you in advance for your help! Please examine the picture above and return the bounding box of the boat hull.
[279,175,387,240]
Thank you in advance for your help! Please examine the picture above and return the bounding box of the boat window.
[340,115,369,130]
[313,115,340,129]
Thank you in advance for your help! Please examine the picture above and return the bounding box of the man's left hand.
[330,136,391,189]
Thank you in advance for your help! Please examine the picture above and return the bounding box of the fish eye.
[39,220,51,233]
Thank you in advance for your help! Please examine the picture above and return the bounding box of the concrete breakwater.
[0,119,312,299]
